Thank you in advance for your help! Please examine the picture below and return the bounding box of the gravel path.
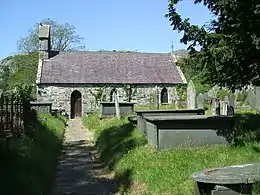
[51,119,117,195]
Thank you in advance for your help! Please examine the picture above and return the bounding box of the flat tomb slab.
[136,109,205,115]
[144,115,232,121]
[136,109,205,136]
[100,102,135,117]
[135,109,205,113]
[192,163,260,194]
[144,115,234,150]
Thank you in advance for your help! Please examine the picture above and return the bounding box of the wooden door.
[71,90,82,119]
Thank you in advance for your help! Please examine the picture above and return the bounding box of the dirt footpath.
[51,119,118,195]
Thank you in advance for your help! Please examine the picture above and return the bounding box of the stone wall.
[36,84,179,117]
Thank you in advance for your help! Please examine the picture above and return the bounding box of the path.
[51,119,117,195]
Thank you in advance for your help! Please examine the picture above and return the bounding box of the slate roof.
[40,51,185,84]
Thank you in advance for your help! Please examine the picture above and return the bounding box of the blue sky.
[0,0,212,59]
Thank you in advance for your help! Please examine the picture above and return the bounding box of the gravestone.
[114,92,120,119]
[222,96,228,115]
[154,86,159,110]
[196,93,204,109]
[255,87,260,112]
[187,80,196,109]
[247,89,256,110]
[207,85,219,99]
[212,98,220,115]
[215,99,220,115]
[227,94,235,116]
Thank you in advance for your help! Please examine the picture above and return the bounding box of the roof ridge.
[59,50,171,55]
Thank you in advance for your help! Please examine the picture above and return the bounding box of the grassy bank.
[84,113,260,194]
[0,113,67,195]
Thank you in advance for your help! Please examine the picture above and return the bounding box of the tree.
[17,18,86,52]
[0,53,38,97]
[7,53,38,88]
[0,56,13,90]
[165,0,260,91]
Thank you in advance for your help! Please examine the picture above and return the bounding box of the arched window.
[160,87,168,104]
[109,88,117,102]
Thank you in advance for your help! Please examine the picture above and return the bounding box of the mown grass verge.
[84,112,260,195]
[0,113,68,195]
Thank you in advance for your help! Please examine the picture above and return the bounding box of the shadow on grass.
[213,113,260,148]
[0,113,66,195]
[95,122,146,169]
[233,113,260,146]
[93,120,147,193]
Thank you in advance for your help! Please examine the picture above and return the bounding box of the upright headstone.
[255,87,260,112]
[247,89,256,110]
[207,85,219,99]
[228,94,235,108]
[187,80,196,109]
[196,93,204,109]
[222,96,228,115]
[227,93,235,116]
[212,99,216,115]
[215,98,221,115]
[114,92,120,119]
[154,86,159,110]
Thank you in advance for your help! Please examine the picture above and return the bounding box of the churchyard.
[83,81,260,194]
[1,0,259,193]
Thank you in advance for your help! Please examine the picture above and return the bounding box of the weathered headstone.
[154,86,159,110]
[247,89,256,110]
[227,93,235,116]
[222,96,228,115]
[196,93,204,109]
[187,80,196,109]
[114,92,120,119]
[211,99,219,115]
[215,99,221,115]
[207,85,219,99]
[255,87,260,112]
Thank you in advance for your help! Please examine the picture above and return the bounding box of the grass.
[84,112,260,195]
[0,113,68,195]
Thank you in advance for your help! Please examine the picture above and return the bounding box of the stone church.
[36,24,187,118]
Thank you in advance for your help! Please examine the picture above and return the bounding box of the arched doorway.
[109,88,117,102]
[161,87,168,104]
[71,90,82,119]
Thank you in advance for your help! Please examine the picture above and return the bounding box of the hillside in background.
[0,53,38,91]
[173,49,189,60]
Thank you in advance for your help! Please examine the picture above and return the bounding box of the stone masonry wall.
[37,84,179,117]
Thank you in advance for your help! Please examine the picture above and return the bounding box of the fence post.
[5,96,9,133]
[10,95,14,136]
[22,99,31,136]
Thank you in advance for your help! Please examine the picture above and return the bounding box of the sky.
[0,0,212,59]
